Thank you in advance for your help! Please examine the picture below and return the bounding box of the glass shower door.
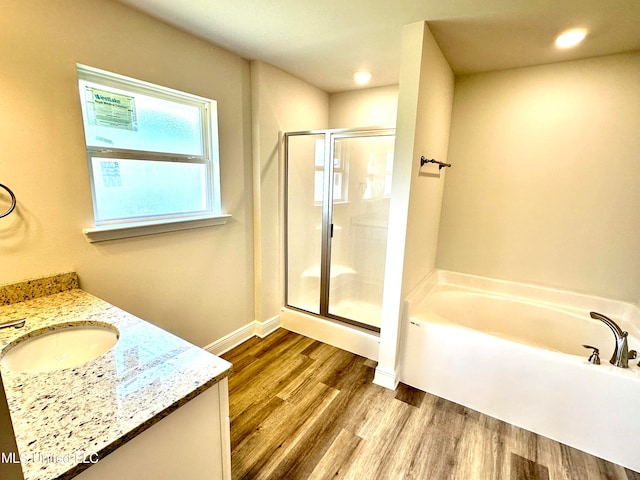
[285,128,394,331]
[327,132,395,329]
[285,133,326,315]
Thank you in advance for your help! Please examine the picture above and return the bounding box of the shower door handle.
[330,223,334,237]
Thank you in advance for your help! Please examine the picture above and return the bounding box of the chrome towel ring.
[0,183,16,218]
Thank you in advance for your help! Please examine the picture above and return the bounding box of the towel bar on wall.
[420,156,451,170]
[0,183,16,218]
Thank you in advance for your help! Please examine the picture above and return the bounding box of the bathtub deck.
[222,329,640,480]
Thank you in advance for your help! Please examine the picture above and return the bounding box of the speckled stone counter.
[0,272,80,306]
[0,281,232,480]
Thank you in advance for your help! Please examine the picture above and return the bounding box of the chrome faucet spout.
[590,311,630,368]
[0,318,25,330]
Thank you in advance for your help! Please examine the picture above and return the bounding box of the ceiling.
[117,0,640,93]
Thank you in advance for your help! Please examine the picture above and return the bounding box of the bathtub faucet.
[590,312,636,368]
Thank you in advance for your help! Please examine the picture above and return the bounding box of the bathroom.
[1,0,640,477]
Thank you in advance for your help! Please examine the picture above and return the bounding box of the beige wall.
[437,52,640,302]
[0,0,254,345]
[250,61,328,323]
[329,85,399,129]
[401,36,454,295]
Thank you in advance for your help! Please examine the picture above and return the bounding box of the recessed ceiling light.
[555,28,588,49]
[353,71,372,85]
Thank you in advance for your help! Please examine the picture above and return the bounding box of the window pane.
[333,172,343,200]
[81,81,203,157]
[314,171,324,203]
[91,157,208,223]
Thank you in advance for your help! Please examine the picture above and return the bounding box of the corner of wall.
[377,20,455,389]
[250,60,329,327]
[205,315,281,356]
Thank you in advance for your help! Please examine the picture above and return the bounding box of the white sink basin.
[1,322,119,373]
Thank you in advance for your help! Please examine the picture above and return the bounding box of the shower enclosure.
[284,127,395,331]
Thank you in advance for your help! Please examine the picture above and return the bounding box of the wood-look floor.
[222,329,640,480]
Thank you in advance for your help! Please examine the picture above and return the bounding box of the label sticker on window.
[86,87,137,131]
[100,161,122,187]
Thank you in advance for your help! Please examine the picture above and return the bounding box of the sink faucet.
[0,318,25,329]
[590,312,635,368]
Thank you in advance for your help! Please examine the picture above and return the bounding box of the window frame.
[76,64,228,242]
[313,138,349,206]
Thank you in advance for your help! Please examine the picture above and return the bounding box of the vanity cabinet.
[0,277,232,480]
[75,378,231,480]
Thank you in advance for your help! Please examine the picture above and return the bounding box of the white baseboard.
[373,366,399,390]
[204,315,281,356]
[254,314,280,338]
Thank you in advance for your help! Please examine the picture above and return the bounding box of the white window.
[313,138,347,204]
[77,64,228,242]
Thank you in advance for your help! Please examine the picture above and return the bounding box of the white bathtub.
[400,270,640,472]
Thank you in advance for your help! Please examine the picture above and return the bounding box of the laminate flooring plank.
[315,350,368,390]
[227,354,310,423]
[276,364,387,479]
[276,344,357,402]
[238,328,294,358]
[264,421,344,480]
[220,335,263,365]
[274,354,325,402]
[355,386,412,442]
[588,455,632,480]
[231,381,339,480]
[306,428,362,480]
[400,395,470,480]
[340,397,414,479]
[510,453,550,480]
[330,367,393,438]
[226,334,316,420]
[452,415,506,480]
[386,400,439,480]
[229,394,284,450]
[394,382,426,407]
[299,339,325,357]
[364,395,438,479]
[529,432,558,474]
[558,443,591,480]
[226,339,301,395]
[286,344,390,439]
[507,421,543,465]
[232,334,371,478]
[485,417,510,479]
[223,329,291,374]
[224,352,256,376]
[227,331,313,390]
[253,384,342,480]
[363,358,377,368]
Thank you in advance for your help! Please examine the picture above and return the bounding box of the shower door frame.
[283,126,395,333]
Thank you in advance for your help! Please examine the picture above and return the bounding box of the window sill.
[83,214,231,243]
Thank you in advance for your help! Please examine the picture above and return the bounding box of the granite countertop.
[0,281,232,480]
